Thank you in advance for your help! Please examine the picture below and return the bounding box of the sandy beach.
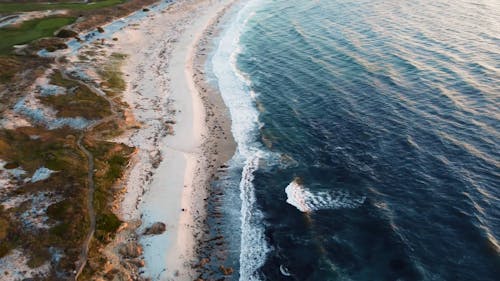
[107,0,236,279]
[4,0,496,280]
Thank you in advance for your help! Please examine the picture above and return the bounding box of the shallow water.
[210,0,500,280]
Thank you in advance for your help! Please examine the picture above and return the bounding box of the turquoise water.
[206,0,500,280]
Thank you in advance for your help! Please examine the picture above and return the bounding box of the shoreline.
[106,0,237,279]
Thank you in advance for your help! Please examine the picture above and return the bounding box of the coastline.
[106,0,237,279]
[3,0,497,280]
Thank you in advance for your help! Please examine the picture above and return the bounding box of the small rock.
[128,258,145,268]
[219,265,234,275]
[56,29,78,38]
[143,222,166,235]
[4,162,19,169]
[192,257,210,268]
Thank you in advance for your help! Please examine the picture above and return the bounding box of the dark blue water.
[209,0,500,280]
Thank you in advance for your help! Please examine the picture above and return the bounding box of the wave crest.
[285,178,366,212]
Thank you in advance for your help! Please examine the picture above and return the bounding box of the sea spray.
[285,178,366,213]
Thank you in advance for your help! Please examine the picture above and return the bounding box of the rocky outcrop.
[143,222,166,235]
[128,258,145,268]
[118,242,143,258]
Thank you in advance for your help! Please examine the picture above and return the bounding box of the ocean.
[207,0,500,280]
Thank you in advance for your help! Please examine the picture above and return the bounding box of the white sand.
[107,0,235,280]
[0,249,51,280]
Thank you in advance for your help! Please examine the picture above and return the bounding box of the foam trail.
[285,179,366,213]
[212,0,269,279]
[239,154,268,281]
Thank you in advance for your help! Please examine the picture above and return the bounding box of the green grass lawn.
[0,16,75,54]
[0,0,125,13]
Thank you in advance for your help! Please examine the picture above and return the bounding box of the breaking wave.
[285,178,366,213]
[212,0,269,279]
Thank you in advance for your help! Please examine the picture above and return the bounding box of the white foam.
[238,153,269,281]
[279,264,291,276]
[285,179,366,213]
[212,0,268,279]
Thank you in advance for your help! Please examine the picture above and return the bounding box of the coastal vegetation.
[0,206,14,257]
[0,126,89,277]
[0,73,132,278]
[0,1,157,279]
[79,139,134,279]
[99,52,128,95]
[41,70,112,119]
[0,56,21,82]
[0,16,76,54]
[0,0,125,13]
[0,0,157,55]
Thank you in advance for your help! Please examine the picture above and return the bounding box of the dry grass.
[0,125,132,278]
[40,70,112,120]
[0,2,147,279]
[0,56,21,83]
[79,139,134,278]
[72,0,159,32]
[0,127,89,277]
[98,52,127,96]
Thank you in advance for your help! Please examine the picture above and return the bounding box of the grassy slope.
[0,0,125,13]
[0,16,76,54]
